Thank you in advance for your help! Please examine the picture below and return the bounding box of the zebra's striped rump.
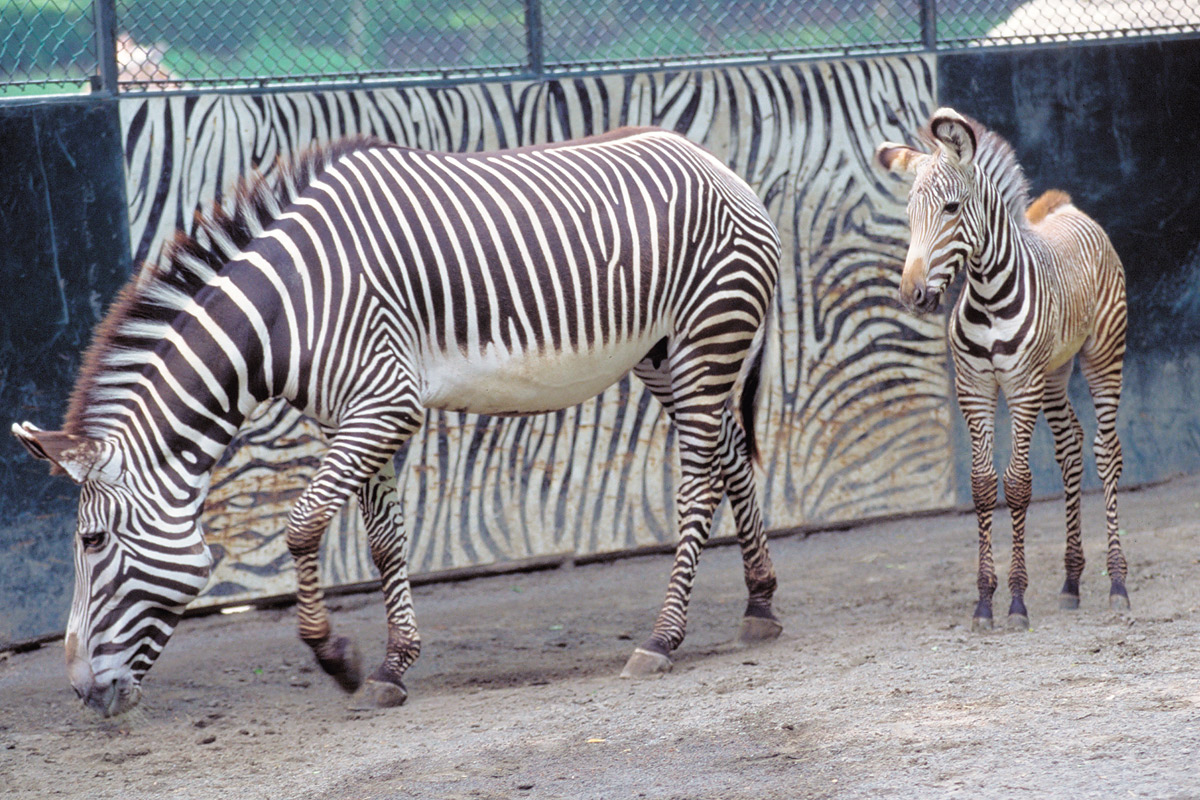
[13,127,783,713]
[876,108,1129,630]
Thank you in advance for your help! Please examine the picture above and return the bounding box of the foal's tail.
[735,302,773,466]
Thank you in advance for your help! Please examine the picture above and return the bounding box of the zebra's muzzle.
[69,658,142,717]
[912,288,942,313]
[899,282,942,314]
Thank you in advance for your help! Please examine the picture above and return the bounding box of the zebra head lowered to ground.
[13,423,214,717]
[13,127,784,717]
[874,108,1129,632]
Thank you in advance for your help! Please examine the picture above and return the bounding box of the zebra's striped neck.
[79,277,276,502]
[61,140,386,500]
[960,174,1038,322]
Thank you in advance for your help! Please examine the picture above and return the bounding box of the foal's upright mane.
[924,115,1032,224]
[64,135,386,439]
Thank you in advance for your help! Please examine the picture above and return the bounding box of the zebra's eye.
[943,201,961,215]
[79,530,108,552]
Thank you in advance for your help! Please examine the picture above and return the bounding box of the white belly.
[420,330,666,415]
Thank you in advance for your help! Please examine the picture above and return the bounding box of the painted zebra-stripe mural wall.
[116,55,952,606]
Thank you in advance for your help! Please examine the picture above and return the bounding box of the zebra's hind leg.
[621,404,725,678]
[1081,324,1129,611]
[1043,362,1086,609]
[288,407,422,694]
[349,458,421,710]
[718,410,782,645]
[631,356,781,652]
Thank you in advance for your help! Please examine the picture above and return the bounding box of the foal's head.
[875,107,983,313]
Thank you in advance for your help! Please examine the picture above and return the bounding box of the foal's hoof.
[1059,593,1081,610]
[1109,591,1131,612]
[1007,613,1031,631]
[971,615,994,632]
[737,614,783,645]
[620,647,673,679]
[316,635,364,693]
[348,677,408,710]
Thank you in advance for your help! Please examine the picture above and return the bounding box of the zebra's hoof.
[1007,613,1031,631]
[317,635,364,693]
[737,614,783,645]
[620,647,672,679]
[348,677,408,710]
[971,615,994,632]
[1109,592,1131,612]
[1059,593,1081,610]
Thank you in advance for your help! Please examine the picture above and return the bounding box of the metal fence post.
[93,0,120,93]
[525,0,544,76]
[920,0,938,51]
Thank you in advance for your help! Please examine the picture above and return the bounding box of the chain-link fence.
[4,0,1199,95]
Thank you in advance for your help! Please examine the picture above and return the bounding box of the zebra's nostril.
[911,285,926,305]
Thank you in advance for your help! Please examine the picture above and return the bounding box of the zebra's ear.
[10,422,123,485]
[875,142,926,175]
[929,108,977,166]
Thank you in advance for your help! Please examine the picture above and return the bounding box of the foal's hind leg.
[349,458,421,709]
[1081,317,1129,610]
[1042,361,1086,608]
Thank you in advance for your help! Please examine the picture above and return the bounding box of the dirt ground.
[3,473,1199,800]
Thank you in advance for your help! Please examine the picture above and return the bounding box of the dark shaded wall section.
[938,38,1200,506]
[0,98,132,644]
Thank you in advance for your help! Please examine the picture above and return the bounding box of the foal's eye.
[943,201,961,215]
[79,531,108,552]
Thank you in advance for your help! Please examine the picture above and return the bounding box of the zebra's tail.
[736,303,772,466]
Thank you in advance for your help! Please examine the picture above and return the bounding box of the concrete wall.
[0,97,131,643]
[2,36,1197,645]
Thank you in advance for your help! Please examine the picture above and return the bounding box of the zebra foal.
[875,108,1129,630]
[12,127,783,716]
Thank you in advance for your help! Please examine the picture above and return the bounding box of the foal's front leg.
[1002,388,1044,630]
[959,376,1000,631]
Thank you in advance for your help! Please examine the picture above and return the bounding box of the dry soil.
[2,474,1199,799]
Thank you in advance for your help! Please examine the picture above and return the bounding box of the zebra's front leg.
[350,458,421,709]
[718,410,782,645]
[288,491,364,693]
[621,410,724,678]
[288,414,417,694]
[1003,392,1043,631]
[960,381,1000,631]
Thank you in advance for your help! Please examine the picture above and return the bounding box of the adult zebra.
[875,108,1128,630]
[12,127,783,717]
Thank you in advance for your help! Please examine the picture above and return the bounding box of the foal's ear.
[11,422,123,484]
[875,142,926,175]
[929,107,977,166]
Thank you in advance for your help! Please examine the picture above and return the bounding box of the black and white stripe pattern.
[14,127,784,713]
[877,107,1129,631]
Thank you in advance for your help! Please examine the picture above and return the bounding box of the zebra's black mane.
[925,115,1031,224]
[64,134,387,437]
